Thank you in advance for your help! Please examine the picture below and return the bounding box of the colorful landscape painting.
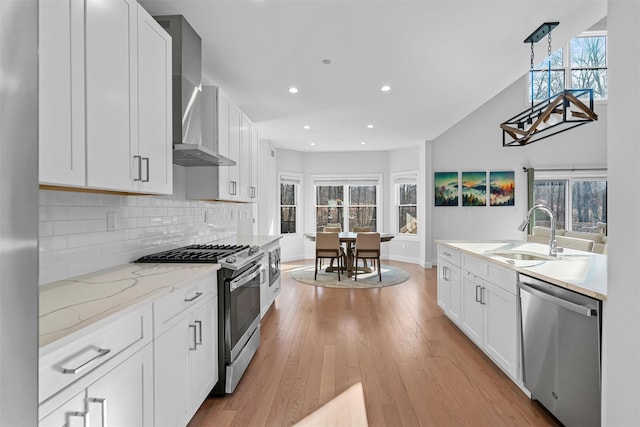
[490,171,515,206]
[434,172,459,206]
[461,172,487,206]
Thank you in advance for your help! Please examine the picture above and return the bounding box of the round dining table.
[304,232,395,277]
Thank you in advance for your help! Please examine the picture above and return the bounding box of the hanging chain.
[548,31,553,58]
[530,41,535,71]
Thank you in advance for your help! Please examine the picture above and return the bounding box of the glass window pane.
[399,206,417,234]
[316,186,344,205]
[349,186,376,205]
[280,183,296,205]
[533,180,566,230]
[571,69,607,99]
[316,206,343,231]
[530,70,565,101]
[571,180,607,232]
[571,36,606,68]
[280,207,296,234]
[399,183,417,204]
[348,207,376,231]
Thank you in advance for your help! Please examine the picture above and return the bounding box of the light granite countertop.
[437,240,607,301]
[39,263,220,352]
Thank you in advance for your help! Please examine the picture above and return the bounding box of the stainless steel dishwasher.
[518,274,601,427]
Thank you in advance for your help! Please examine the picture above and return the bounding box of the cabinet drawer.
[485,262,518,295]
[153,273,216,336]
[39,304,151,404]
[461,252,484,277]
[438,245,460,266]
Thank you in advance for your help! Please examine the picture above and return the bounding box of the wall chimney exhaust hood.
[154,15,235,167]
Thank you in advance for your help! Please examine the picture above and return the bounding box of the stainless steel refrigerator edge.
[0,0,39,424]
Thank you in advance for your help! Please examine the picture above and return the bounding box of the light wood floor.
[188,260,559,427]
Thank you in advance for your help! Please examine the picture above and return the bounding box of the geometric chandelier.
[501,88,598,146]
[501,22,598,146]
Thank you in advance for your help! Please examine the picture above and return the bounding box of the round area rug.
[288,264,410,288]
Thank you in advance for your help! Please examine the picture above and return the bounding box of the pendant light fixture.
[500,22,598,147]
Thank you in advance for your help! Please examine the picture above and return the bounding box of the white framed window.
[312,174,382,232]
[533,170,607,234]
[279,173,302,235]
[393,171,418,236]
[529,31,607,102]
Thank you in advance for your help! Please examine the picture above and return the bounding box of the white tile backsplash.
[39,188,240,286]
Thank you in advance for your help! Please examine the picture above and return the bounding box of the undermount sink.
[491,251,557,261]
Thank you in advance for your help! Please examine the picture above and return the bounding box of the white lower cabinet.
[153,276,218,427]
[40,272,219,427]
[40,336,154,427]
[461,272,485,346]
[437,258,461,325]
[438,244,519,382]
[39,304,153,425]
[483,281,518,379]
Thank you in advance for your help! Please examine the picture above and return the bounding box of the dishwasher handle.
[518,281,598,317]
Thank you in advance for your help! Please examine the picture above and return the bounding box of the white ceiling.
[138,0,606,152]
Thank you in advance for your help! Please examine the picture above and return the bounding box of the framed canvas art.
[434,172,459,206]
[462,171,487,206]
[490,171,515,206]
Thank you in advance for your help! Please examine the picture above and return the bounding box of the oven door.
[225,263,261,362]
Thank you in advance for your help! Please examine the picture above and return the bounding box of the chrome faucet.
[517,204,563,257]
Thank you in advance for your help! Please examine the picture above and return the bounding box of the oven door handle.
[230,264,262,292]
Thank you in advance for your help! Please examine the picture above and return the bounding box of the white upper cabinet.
[137,5,173,194]
[249,123,259,200]
[228,103,242,200]
[39,0,172,195]
[38,0,85,186]
[85,0,138,192]
[240,113,251,201]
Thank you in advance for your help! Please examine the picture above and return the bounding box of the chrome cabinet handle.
[62,347,111,374]
[250,186,256,198]
[475,285,481,303]
[184,292,203,302]
[229,181,237,195]
[442,265,450,281]
[142,157,149,182]
[189,324,197,351]
[133,155,142,181]
[89,397,108,427]
[443,251,452,257]
[480,287,486,305]
[195,320,203,346]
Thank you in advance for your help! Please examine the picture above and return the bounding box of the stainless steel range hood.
[154,15,235,167]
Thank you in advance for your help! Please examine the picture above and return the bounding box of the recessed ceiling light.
[310,142,316,146]
[380,85,391,92]
[304,125,310,130]
[289,87,299,94]
[322,59,331,65]
[361,141,366,145]
[367,124,374,129]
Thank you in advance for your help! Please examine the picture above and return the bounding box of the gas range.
[135,243,264,271]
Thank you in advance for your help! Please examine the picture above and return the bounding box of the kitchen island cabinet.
[437,239,607,395]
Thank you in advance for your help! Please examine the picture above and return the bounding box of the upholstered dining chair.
[351,227,372,269]
[315,232,344,281]
[322,226,343,269]
[354,232,381,282]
